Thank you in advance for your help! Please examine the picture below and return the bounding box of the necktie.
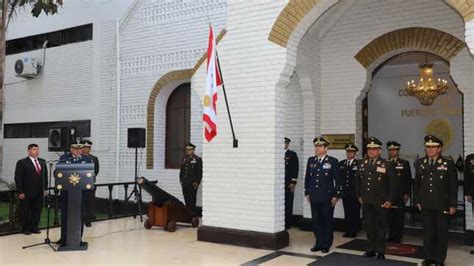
[430,159,434,166]
[34,159,41,175]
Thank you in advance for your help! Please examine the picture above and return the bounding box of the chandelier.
[405,59,448,106]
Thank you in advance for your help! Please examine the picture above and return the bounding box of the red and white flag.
[203,24,222,142]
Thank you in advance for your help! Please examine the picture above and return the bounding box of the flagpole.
[216,55,238,148]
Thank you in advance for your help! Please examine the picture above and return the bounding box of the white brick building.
[3,0,474,249]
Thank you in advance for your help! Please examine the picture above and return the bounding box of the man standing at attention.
[386,141,412,243]
[81,139,99,227]
[356,137,398,260]
[14,144,48,235]
[414,135,457,266]
[284,137,299,229]
[305,136,341,253]
[180,143,203,217]
[339,143,360,238]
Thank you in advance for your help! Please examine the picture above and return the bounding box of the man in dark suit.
[414,135,457,266]
[305,136,341,253]
[179,143,202,217]
[386,141,412,243]
[284,137,299,229]
[80,139,99,227]
[14,144,48,235]
[339,143,360,238]
[356,137,398,260]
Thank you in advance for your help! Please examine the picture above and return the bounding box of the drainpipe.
[115,19,121,184]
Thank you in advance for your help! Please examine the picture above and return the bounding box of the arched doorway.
[360,51,465,231]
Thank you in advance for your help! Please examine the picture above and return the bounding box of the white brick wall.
[194,0,289,233]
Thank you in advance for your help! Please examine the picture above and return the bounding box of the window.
[4,120,91,139]
[6,24,93,55]
[165,83,191,169]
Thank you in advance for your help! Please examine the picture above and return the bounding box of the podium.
[54,162,95,251]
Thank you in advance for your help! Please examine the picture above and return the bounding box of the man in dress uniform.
[386,141,412,243]
[57,141,92,246]
[464,153,474,255]
[414,135,457,266]
[356,137,398,260]
[305,136,341,253]
[339,143,360,238]
[80,139,99,227]
[284,137,299,229]
[179,143,202,217]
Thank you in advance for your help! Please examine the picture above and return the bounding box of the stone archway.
[355,27,466,69]
[353,27,466,149]
[268,0,474,51]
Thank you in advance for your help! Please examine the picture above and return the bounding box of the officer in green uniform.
[356,137,398,260]
[414,135,457,266]
[386,141,412,243]
[179,143,202,217]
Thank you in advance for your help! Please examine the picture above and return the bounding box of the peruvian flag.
[203,24,222,142]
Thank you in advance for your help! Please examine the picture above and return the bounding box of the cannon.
[137,177,199,232]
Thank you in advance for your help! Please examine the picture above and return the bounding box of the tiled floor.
[0,217,472,265]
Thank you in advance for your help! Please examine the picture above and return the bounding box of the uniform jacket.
[179,154,203,186]
[285,149,299,186]
[414,156,457,211]
[355,157,399,205]
[304,155,341,203]
[338,159,358,199]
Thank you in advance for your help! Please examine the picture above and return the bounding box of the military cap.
[70,140,83,149]
[424,135,443,147]
[345,143,359,152]
[80,139,93,147]
[313,136,330,146]
[366,137,382,148]
[284,137,291,144]
[185,143,196,150]
[386,140,401,150]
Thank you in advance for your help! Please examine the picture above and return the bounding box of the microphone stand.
[23,161,57,251]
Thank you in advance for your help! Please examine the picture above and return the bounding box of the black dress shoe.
[85,222,92,227]
[23,230,31,235]
[30,229,41,234]
[321,248,329,253]
[470,250,474,255]
[363,251,376,258]
[311,246,322,252]
[376,253,385,260]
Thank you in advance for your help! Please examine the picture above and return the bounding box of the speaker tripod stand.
[125,147,144,222]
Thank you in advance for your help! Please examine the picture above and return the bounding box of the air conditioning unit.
[14,56,41,78]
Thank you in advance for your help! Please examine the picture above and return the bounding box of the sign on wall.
[323,134,355,149]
